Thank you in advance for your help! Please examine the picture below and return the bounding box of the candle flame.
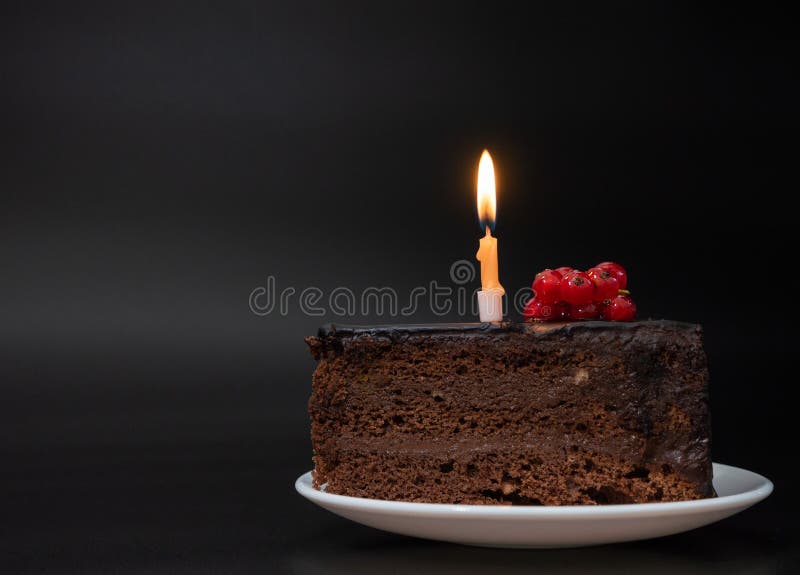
[477,149,496,231]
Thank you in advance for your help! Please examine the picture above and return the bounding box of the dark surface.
[3,442,791,575]
[1,0,795,573]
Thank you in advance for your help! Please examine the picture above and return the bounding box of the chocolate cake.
[306,320,713,505]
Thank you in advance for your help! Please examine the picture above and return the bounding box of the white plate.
[295,462,772,548]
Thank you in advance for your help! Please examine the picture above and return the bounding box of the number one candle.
[475,149,505,322]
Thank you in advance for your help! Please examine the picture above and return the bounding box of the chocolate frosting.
[316,319,700,341]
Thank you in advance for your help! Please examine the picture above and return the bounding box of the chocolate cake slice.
[306,320,712,505]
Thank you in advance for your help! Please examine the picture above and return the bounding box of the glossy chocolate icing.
[315,319,701,346]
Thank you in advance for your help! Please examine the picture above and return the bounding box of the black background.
[1,1,795,573]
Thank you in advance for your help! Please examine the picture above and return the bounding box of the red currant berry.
[532,269,562,302]
[601,295,637,321]
[596,262,628,290]
[523,298,560,321]
[560,271,595,306]
[556,301,571,320]
[555,266,574,277]
[587,267,620,301]
[570,301,600,320]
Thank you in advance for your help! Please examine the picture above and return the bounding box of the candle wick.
[484,226,492,238]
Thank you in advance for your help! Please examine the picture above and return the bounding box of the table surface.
[3,440,796,575]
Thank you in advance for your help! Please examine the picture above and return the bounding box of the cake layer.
[324,441,704,505]
[306,320,713,504]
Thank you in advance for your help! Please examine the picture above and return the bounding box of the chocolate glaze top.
[316,320,700,341]
[307,320,704,358]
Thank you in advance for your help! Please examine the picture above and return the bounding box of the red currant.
[587,267,620,301]
[556,301,571,320]
[560,271,595,306]
[532,269,562,302]
[596,262,628,290]
[570,301,599,320]
[601,295,637,321]
[523,298,561,321]
[555,266,574,277]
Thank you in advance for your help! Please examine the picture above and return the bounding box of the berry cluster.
[523,262,636,322]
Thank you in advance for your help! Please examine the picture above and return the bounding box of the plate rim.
[295,462,773,518]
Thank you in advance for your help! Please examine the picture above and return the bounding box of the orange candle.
[475,150,504,295]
